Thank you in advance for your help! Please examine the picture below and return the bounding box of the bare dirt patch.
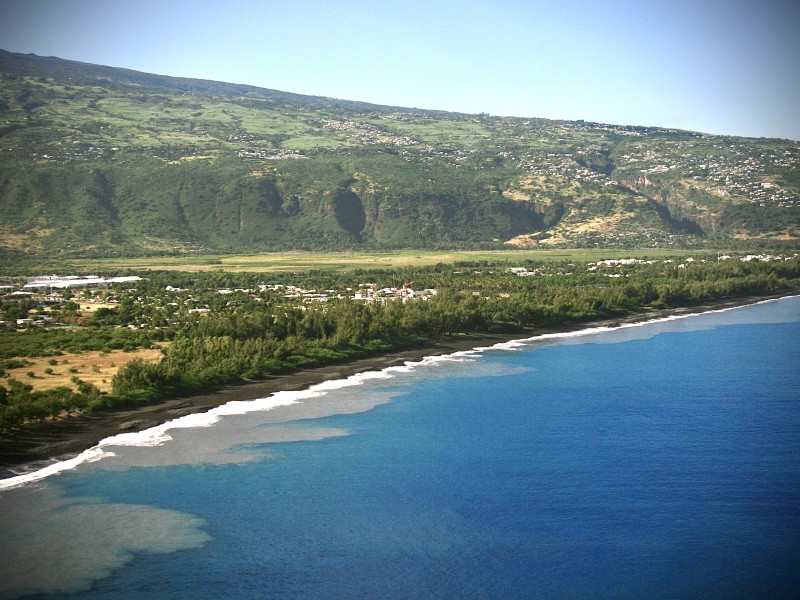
[0,232,32,250]
[504,234,540,247]
[77,302,117,314]
[502,189,530,202]
[572,212,636,234]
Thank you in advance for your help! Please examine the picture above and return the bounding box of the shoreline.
[1,290,797,474]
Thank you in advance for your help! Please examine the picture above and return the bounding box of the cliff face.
[0,160,562,254]
[621,175,728,236]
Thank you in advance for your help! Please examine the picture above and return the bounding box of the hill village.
[233,115,800,210]
[231,117,799,210]
[27,111,799,212]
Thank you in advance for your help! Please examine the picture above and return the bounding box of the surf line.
[0,357,464,489]
[4,294,796,490]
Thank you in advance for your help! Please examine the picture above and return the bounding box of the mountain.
[1,49,798,258]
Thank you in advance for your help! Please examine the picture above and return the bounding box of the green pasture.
[74,248,711,273]
[380,118,490,147]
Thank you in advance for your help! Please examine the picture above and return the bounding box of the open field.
[4,347,164,394]
[74,248,711,273]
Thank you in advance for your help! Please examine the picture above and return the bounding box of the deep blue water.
[2,297,799,599]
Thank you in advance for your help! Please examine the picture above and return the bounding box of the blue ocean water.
[1,297,799,599]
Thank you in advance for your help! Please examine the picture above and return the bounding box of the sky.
[1,0,798,140]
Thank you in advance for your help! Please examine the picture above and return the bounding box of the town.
[2,252,796,331]
[0,274,438,330]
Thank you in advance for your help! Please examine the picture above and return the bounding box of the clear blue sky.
[2,0,798,140]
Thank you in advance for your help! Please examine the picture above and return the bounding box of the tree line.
[1,256,799,428]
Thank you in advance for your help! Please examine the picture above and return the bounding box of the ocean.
[1,296,799,599]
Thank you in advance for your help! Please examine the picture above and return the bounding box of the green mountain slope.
[1,50,798,257]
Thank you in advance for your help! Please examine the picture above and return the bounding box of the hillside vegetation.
[1,50,798,259]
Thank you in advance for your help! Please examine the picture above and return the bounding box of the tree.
[111,358,168,399]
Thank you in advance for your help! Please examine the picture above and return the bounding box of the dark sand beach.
[1,291,796,473]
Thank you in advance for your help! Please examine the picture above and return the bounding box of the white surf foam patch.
[310,369,397,390]
[211,389,312,416]
[402,351,481,370]
[0,446,113,490]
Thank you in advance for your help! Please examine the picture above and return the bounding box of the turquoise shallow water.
[2,297,799,599]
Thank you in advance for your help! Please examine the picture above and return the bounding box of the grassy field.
[76,248,709,273]
[5,347,164,395]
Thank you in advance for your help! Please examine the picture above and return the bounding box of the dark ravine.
[1,290,796,475]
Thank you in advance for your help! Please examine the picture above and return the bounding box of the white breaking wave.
[0,392,308,490]
[0,446,113,490]
[0,367,422,489]
[480,294,800,351]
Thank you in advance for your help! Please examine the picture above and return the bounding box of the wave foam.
[0,446,113,490]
